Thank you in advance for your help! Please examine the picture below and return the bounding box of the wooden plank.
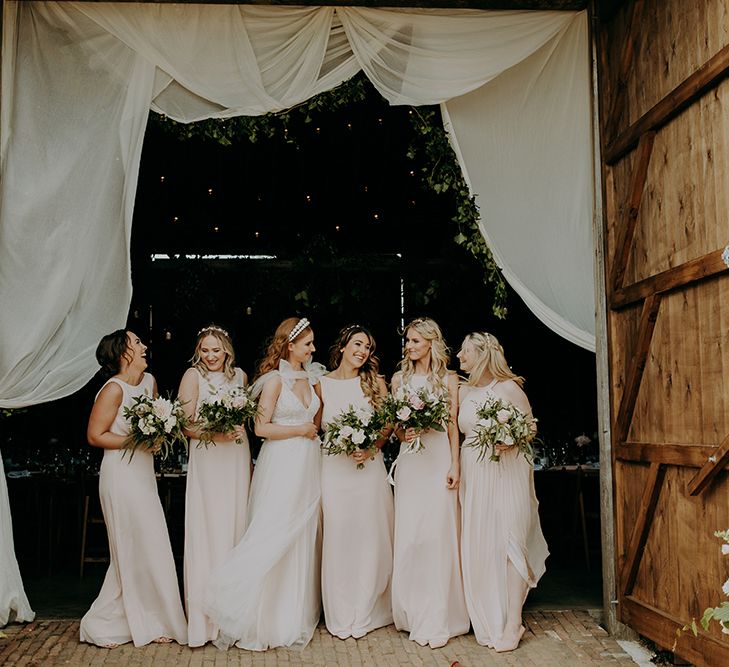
[622,596,729,667]
[617,442,719,467]
[687,432,729,496]
[614,294,661,443]
[609,131,655,293]
[603,0,644,143]
[605,41,729,164]
[620,463,665,596]
[611,248,729,310]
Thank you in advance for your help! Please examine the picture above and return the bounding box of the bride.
[205,317,324,651]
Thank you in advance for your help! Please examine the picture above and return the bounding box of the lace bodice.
[271,379,321,426]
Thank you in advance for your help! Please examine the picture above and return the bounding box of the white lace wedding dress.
[205,363,323,651]
[0,455,34,626]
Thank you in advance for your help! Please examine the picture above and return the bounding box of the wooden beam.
[620,462,665,596]
[608,131,655,293]
[603,0,644,144]
[72,0,589,8]
[605,41,729,164]
[613,293,661,443]
[611,247,729,310]
[687,432,729,496]
[621,596,729,667]
[617,441,723,468]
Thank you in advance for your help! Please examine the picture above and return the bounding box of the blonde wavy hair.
[329,325,383,408]
[463,332,524,387]
[399,317,450,394]
[191,325,236,381]
[255,317,313,380]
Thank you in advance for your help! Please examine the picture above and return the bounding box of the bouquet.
[196,384,258,447]
[380,384,450,453]
[321,404,384,469]
[123,393,189,460]
[463,396,537,463]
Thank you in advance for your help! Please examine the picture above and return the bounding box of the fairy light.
[160,176,165,183]
[208,188,213,195]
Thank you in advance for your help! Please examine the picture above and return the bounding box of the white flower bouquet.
[380,385,450,453]
[123,393,189,460]
[464,396,537,463]
[321,404,383,469]
[196,384,258,447]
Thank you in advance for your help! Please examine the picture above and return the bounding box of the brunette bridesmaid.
[390,318,468,648]
[457,332,548,652]
[80,330,186,648]
[319,325,393,639]
[178,325,250,647]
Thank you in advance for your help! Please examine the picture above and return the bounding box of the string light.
[160,176,165,183]
[346,122,352,130]
[255,231,260,238]
[173,216,179,222]
[305,194,312,203]
[409,170,415,176]
[208,188,213,195]
[213,226,219,232]
[315,127,321,134]
[373,213,380,221]
[363,185,369,193]
[335,225,340,232]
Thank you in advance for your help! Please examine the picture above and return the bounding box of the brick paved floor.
[0,611,638,666]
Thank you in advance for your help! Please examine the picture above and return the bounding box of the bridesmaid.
[456,332,548,652]
[178,325,250,647]
[319,324,394,639]
[80,330,187,648]
[205,317,324,651]
[390,317,469,648]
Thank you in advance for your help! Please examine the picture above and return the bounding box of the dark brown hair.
[96,329,130,380]
[329,325,382,408]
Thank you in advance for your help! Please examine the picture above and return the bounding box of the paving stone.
[0,611,638,666]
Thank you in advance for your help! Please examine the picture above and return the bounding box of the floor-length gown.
[80,374,187,647]
[458,380,549,647]
[0,455,34,627]
[184,367,250,647]
[320,376,393,639]
[391,375,469,648]
[205,365,322,651]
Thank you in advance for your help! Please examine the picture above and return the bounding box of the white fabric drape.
[0,454,35,626]
[443,12,595,350]
[0,2,593,409]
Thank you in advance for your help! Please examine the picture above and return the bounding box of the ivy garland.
[151,74,507,318]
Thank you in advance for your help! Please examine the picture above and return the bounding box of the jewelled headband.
[198,325,229,338]
[288,318,311,342]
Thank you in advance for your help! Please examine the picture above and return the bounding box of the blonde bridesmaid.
[319,325,393,639]
[457,332,548,652]
[178,325,251,647]
[80,330,187,648]
[390,317,469,648]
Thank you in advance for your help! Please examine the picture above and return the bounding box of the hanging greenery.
[151,74,508,318]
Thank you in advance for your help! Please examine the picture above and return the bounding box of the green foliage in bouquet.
[464,397,537,463]
[321,404,385,469]
[379,385,450,453]
[123,394,189,460]
[196,385,258,447]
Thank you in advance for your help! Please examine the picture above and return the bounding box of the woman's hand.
[494,443,514,454]
[403,427,418,443]
[446,463,460,490]
[298,423,319,440]
[352,447,375,467]
[232,425,247,442]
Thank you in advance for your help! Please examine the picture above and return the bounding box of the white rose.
[232,394,248,409]
[477,417,494,429]
[152,398,174,421]
[339,425,354,439]
[357,407,373,426]
[351,430,366,445]
[164,417,176,433]
[396,406,412,421]
[496,409,511,424]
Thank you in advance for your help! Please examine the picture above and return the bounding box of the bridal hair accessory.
[288,318,310,342]
[198,325,229,337]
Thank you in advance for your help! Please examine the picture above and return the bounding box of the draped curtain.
[0,1,594,409]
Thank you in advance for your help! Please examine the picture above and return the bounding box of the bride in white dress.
[205,317,324,651]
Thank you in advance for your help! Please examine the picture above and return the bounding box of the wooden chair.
[79,494,108,577]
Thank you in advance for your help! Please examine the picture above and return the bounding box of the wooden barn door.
[596,1,729,664]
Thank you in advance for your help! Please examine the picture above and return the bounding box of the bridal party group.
[79,316,548,654]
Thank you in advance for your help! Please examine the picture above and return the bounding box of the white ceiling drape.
[0,2,593,408]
